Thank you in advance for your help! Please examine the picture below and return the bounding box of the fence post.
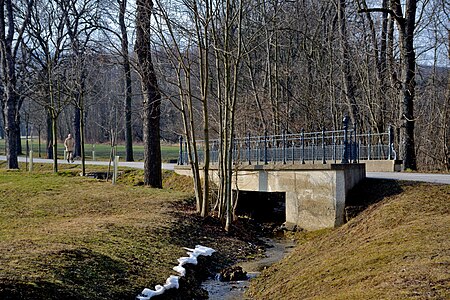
[113,156,119,185]
[29,150,33,172]
[341,116,350,163]
[368,129,371,160]
[178,136,183,165]
[264,131,268,165]
[322,128,326,164]
[388,125,394,160]
[301,128,305,164]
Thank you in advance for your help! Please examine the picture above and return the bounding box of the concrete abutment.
[175,163,366,231]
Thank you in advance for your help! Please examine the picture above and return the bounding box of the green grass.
[0,139,180,162]
[247,180,450,300]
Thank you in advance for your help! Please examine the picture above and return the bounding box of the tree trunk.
[338,0,359,126]
[135,0,162,188]
[16,113,22,155]
[46,111,53,159]
[4,91,19,169]
[119,0,134,162]
[73,106,81,158]
[52,113,58,173]
[0,0,21,169]
[80,107,86,175]
[392,0,417,170]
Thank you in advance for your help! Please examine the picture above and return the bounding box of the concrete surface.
[176,163,366,231]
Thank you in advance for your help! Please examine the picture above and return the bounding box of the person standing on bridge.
[64,133,75,163]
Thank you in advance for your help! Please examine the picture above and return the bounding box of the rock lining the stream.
[219,266,248,282]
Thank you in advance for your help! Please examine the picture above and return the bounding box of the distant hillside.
[247,180,450,299]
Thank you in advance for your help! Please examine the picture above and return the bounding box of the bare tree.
[25,0,79,172]
[135,0,162,188]
[0,0,34,169]
[154,0,212,215]
[359,0,418,170]
[118,0,134,162]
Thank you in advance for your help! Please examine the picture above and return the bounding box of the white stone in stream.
[136,245,215,299]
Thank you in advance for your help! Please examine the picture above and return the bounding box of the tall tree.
[26,0,71,172]
[118,0,134,162]
[135,0,162,188]
[360,0,418,170]
[154,0,211,216]
[0,0,34,169]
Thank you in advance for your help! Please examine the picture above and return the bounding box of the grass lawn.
[0,162,262,299]
[2,161,448,299]
[247,179,450,299]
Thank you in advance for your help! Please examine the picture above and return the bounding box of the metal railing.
[178,119,396,166]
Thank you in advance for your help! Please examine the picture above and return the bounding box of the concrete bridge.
[175,163,365,231]
[175,120,402,231]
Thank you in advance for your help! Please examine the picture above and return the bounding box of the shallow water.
[201,237,295,299]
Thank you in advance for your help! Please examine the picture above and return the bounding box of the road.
[1,156,449,184]
[366,172,450,185]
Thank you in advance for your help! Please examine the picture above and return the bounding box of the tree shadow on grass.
[0,248,131,300]
[345,178,413,221]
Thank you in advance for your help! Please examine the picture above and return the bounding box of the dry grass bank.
[0,162,263,299]
[248,180,450,300]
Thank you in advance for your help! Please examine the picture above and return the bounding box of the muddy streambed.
[201,237,295,299]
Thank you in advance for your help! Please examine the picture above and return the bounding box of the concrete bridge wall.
[175,163,366,231]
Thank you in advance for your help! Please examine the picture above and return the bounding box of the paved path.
[367,172,450,185]
[0,156,176,171]
[1,155,449,184]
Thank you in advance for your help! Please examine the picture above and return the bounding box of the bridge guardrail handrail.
[178,122,397,166]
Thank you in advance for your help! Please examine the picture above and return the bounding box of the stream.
[201,237,296,299]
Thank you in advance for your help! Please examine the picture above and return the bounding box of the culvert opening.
[233,190,285,223]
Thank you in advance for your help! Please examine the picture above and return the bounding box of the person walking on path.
[64,134,75,163]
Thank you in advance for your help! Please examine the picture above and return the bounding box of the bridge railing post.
[283,130,286,164]
[264,131,268,165]
[247,132,251,165]
[367,128,371,160]
[184,141,188,164]
[352,122,358,163]
[291,140,295,164]
[257,137,261,165]
[388,125,394,160]
[301,128,305,164]
[272,135,276,164]
[341,116,350,164]
[322,128,326,164]
[312,132,317,164]
[332,132,336,163]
